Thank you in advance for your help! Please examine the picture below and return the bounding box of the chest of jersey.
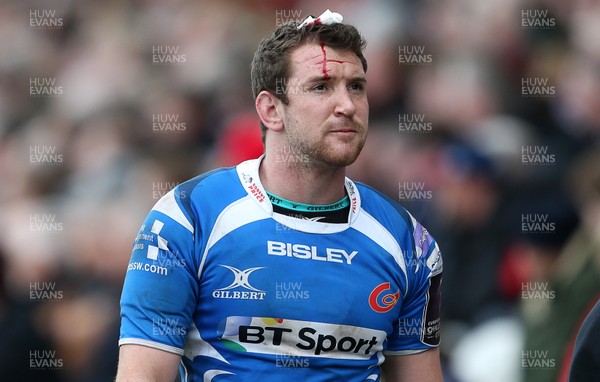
[195,218,407,360]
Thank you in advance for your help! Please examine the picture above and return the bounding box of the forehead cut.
[290,43,364,80]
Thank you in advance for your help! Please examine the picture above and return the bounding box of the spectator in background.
[569,298,600,381]
[426,140,510,326]
[521,146,600,382]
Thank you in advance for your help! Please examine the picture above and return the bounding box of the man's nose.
[333,87,356,118]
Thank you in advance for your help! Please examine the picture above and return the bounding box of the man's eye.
[350,83,365,91]
[312,83,327,91]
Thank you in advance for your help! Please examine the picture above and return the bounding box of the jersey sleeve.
[119,188,198,355]
[386,217,443,355]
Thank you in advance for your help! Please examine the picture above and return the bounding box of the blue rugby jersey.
[119,156,442,381]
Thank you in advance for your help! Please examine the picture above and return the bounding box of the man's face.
[277,42,368,168]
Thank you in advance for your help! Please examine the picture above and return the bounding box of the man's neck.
[259,151,347,205]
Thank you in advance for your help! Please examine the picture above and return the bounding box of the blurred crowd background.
[0,0,599,381]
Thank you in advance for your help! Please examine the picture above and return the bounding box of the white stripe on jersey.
[203,369,235,381]
[152,189,194,233]
[184,322,229,364]
[352,209,408,290]
[118,337,184,355]
[198,196,269,278]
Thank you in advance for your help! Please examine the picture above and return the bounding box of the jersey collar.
[236,155,362,227]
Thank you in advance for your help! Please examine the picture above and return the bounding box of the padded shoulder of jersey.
[173,166,247,230]
[355,182,442,281]
[353,181,416,234]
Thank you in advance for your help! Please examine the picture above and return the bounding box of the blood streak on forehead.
[316,43,352,80]
[294,43,359,80]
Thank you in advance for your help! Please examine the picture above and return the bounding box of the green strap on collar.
[267,192,349,212]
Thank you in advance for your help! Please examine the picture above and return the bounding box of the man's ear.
[256,90,284,133]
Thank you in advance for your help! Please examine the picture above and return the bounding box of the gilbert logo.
[212,265,267,300]
[369,282,399,313]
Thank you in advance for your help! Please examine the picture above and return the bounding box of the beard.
[284,120,367,168]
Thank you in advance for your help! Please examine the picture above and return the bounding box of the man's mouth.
[330,128,358,134]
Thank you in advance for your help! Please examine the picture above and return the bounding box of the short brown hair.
[250,20,367,143]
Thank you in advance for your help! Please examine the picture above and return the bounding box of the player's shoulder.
[152,165,246,230]
[355,181,442,277]
[176,166,238,198]
[354,181,415,231]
